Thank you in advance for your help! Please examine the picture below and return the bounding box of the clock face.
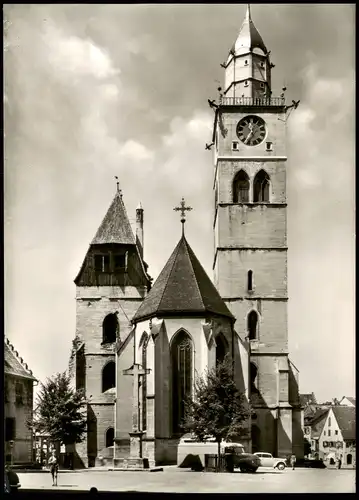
[236,115,266,146]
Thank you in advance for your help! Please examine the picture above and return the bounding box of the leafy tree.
[29,372,87,447]
[182,354,252,470]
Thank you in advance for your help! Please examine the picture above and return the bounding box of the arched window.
[250,362,259,395]
[139,333,149,432]
[171,330,193,434]
[105,427,114,448]
[215,333,229,366]
[233,170,250,203]
[253,170,270,202]
[347,454,352,465]
[102,313,118,344]
[248,310,258,340]
[102,361,116,392]
[248,270,253,291]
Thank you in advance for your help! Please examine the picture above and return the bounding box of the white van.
[177,435,245,467]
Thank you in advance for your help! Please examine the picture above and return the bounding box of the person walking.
[48,450,59,486]
[337,455,342,470]
[290,453,296,470]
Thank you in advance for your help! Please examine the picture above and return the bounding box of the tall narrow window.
[102,313,118,344]
[253,170,270,202]
[105,427,114,448]
[215,333,229,366]
[171,331,193,434]
[248,311,258,340]
[233,170,250,203]
[140,334,148,431]
[94,254,110,273]
[102,361,116,392]
[248,270,253,291]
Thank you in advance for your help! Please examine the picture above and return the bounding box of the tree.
[29,372,87,447]
[182,354,252,470]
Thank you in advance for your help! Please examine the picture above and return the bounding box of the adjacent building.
[318,406,356,468]
[4,338,37,465]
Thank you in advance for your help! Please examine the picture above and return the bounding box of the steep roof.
[332,406,356,440]
[133,235,234,322]
[4,339,37,381]
[310,409,329,439]
[340,396,356,406]
[91,190,135,245]
[232,4,267,56]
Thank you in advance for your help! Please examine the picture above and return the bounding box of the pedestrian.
[337,455,342,470]
[48,450,59,486]
[290,453,296,470]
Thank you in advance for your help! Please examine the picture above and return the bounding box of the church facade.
[71,5,303,468]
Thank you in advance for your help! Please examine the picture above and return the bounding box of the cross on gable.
[173,197,193,234]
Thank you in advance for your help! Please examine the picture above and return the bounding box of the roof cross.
[173,197,193,234]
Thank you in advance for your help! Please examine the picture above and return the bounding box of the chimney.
[136,202,144,259]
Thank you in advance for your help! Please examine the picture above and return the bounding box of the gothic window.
[216,333,229,365]
[139,333,149,431]
[102,361,116,392]
[102,313,118,344]
[248,310,258,340]
[171,330,193,434]
[105,427,114,448]
[250,362,259,395]
[233,170,250,203]
[248,270,253,291]
[253,170,270,202]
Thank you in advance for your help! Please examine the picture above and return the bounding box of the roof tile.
[92,192,135,245]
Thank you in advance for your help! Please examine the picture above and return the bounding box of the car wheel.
[240,467,248,473]
[276,463,285,471]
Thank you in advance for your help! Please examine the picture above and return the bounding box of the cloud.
[42,22,120,80]
[119,140,154,162]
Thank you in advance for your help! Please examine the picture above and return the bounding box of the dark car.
[5,468,21,493]
[225,446,261,473]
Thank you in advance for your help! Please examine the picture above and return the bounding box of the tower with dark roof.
[73,188,151,468]
[211,4,303,457]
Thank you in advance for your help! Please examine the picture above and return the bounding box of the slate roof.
[332,406,356,441]
[231,4,267,56]
[92,190,135,245]
[133,235,234,322]
[4,339,37,381]
[310,409,329,439]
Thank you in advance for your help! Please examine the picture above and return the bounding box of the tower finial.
[115,176,122,197]
[246,4,251,21]
[173,197,193,235]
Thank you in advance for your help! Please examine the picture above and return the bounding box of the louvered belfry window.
[171,331,193,434]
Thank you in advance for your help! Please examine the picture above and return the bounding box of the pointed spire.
[91,189,136,245]
[231,4,267,56]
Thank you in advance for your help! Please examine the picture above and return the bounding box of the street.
[17,467,355,494]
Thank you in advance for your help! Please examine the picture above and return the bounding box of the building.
[339,397,355,407]
[304,408,329,459]
[300,393,317,407]
[4,338,37,465]
[318,406,356,468]
[71,5,303,467]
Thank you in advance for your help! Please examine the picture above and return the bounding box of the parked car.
[254,452,286,470]
[4,467,21,493]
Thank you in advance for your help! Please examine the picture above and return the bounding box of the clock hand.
[244,130,254,144]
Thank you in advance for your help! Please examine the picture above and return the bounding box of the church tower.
[73,186,151,467]
[212,5,301,457]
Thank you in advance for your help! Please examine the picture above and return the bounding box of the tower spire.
[246,3,251,21]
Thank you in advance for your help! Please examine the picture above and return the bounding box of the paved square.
[18,467,355,494]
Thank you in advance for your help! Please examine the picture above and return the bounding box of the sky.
[4,4,355,403]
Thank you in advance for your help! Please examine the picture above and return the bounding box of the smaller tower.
[136,202,144,259]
